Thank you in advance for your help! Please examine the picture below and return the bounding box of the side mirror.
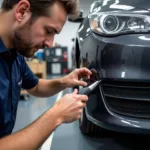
[68,10,84,23]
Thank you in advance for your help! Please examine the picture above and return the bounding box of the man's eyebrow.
[48,26,59,34]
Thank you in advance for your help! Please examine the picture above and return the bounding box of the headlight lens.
[89,12,150,36]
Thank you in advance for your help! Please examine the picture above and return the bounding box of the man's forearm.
[27,77,67,97]
[0,106,62,150]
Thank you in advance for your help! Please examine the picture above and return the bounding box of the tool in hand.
[78,81,100,95]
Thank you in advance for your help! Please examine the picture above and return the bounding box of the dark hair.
[1,0,80,17]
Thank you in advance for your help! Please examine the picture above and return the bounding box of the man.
[0,0,92,149]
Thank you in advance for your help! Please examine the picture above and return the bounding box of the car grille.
[101,80,150,118]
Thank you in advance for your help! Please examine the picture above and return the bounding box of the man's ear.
[15,0,31,22]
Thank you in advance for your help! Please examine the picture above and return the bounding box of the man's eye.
[46,29,54,35]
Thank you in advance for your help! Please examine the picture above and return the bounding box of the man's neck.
[0,9,14,49]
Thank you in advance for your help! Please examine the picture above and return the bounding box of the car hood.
[91,0,150,13]
[108,0,150,9]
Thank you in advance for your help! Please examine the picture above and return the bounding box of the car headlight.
[89,12,150,36]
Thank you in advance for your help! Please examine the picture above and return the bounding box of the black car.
[69,0,150,135]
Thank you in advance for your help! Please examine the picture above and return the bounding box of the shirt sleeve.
[21,56,39,90]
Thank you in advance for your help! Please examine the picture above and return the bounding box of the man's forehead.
[32,1,67,33]
[47,9,67,33]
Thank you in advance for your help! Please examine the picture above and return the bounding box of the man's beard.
[13,33,34,58]
[13,20,40,58]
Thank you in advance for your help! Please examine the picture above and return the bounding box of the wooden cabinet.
[26,61,46,79]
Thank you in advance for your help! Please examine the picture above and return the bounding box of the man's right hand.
[54,89,88,123]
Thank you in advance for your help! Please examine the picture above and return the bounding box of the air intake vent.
[102,80,150,118]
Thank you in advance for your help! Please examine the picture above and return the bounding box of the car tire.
[79,108,105,135]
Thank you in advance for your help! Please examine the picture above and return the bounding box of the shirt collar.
[0,38,9,53]
[0,38,19,58]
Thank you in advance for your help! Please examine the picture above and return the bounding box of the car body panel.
[80,33,150,80]
[90,0,150,12]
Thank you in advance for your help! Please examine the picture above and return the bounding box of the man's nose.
[44,37,54,48]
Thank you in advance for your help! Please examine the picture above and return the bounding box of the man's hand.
[54,89,88,123]
[63,68,92,88]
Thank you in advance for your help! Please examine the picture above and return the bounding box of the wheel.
[79,108,105,135]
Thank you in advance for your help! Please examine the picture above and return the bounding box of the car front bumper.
[86,84,150,134]
[80,33,150,134]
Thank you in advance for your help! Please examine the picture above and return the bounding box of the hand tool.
[78,81,100,95]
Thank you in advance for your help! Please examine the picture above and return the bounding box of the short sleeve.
[21,57,39,90]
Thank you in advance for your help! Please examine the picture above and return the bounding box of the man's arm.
[27,77,67,97]
[27,68,92,97]
[0,106,61,150]
[0,89,88,149]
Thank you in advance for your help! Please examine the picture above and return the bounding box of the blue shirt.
[0,38,39,137]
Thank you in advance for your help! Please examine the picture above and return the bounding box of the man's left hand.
[63,68,92,88]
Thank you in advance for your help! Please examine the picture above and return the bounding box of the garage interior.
[1,0,150,149]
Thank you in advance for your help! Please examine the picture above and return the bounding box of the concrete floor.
[13,80,150,150]
[13,94,57,133]
[51,119,150,150]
